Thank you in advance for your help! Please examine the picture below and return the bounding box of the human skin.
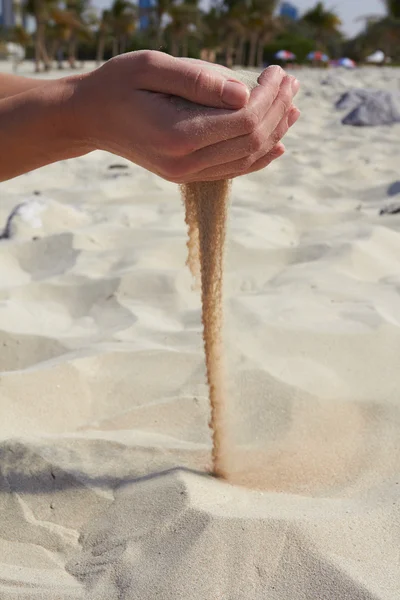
[0,50,300,183]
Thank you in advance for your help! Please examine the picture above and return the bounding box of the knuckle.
[191,68,213,97]
[135,49,155,70]
[242,110,260,133]
[167,129,194,157]
[270,129,283,146]
[240,156,254,172]
[277,88,292,113]
[248,129,264,153]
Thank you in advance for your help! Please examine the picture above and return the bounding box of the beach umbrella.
[366,50,385,64]
[307,51,329,62]
[275,50,296,61]
[337,57,356,69]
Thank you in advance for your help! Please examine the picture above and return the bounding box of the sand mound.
[67,468,399,600]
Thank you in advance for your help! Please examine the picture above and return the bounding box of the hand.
[75,51,300,183]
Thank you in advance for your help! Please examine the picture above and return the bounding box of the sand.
[0,60,400,598]
[180,68,259,480]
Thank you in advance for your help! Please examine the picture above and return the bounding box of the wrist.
[57,74,96,156]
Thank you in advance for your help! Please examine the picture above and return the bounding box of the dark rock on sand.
[0,203,24,240]
[388,181,400,197]
[108,164,129,170]
[336,89,400,126]
[380,203,400,216]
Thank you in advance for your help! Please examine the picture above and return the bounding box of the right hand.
[73,51,300,183]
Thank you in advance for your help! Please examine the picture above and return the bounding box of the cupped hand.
[76,50,300,182]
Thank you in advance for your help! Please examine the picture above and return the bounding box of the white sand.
[1,60,400,599]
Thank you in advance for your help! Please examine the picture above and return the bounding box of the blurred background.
[0,0,398,73]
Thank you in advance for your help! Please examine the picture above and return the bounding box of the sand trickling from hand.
[182,180,231,478]
[178,67,260,480]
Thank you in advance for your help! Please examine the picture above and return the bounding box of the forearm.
[0,73,49,100]
[0,77,91,182]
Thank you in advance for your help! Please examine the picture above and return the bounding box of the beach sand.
[1,61,400,598]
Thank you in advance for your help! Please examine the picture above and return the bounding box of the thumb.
[134,51,250,109]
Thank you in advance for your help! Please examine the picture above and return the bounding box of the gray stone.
[336,89,400,126]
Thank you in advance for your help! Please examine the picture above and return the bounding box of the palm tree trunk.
[112,37,119,57]
[248,32,257,67]
[35,19,51,72]
[225,34,234,67]
[256,36,264,68]
[182,36,188,57]
[34,34,41,72]
[120,36,127,54]
[236,36,245,66]
[156,14,164,49]
[68,35,77,68]
[96,32,106,64]
[171,39,179,57]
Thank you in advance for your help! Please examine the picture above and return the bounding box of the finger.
[164,104,299,178]
[259,66,300,98]
[134,50,250,109]
[253,75,295,139]
[241,142,286,176]
[246,68,293,124]
[183,143,286,183]
[168,66,288,152]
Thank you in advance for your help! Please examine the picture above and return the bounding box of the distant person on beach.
[0,51,300,183]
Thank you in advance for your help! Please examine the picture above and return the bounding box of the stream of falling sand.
[178,65,260,480]
[181,180,231,478]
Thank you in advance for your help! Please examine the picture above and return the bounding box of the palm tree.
[201,6,222,62]
[166,0,200,57]
[243,0,279,68]
[256,1,281,67]
[51,0,92,68]
[96,8,111,63]
[302,1,341,50]
[356,0,400,61]
[225,1,247,67]
[107,0,136,56]
[10,25,31,47]
[152,0,172,49]
[24,0,54,71]
[379,0,400,58]
[383,0,400,19]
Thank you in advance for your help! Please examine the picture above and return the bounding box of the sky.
[289,0,386,36]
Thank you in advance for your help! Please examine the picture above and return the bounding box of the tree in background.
[51,0,93,67]
[95,0,136,60]
[16,0,397,70]
[165,0,200,57]
[384,0,400,19]
[302,1,341,50]
[24,0,54,71]
[10,25,31,48]
[351,0,400,62]
[109,0,136,55]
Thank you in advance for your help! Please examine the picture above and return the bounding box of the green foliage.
[302,1,341,31]
[264,33,314,63]
[383,0,400,19]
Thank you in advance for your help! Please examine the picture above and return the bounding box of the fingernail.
[222,80,250,108]
[291,78,300,95]
[288,107,301,127]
